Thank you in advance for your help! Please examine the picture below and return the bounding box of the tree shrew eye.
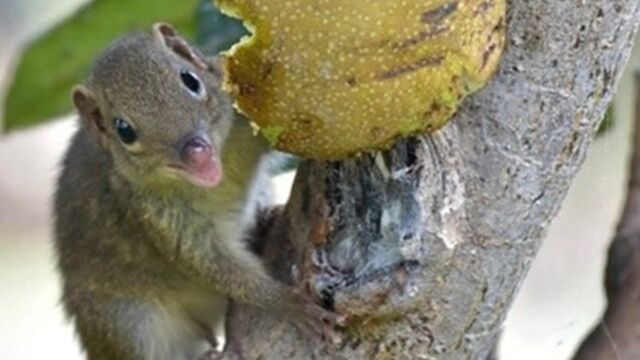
[180,70,202,96]
[113,117,137,144]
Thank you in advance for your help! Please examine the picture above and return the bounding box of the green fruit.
[217,0,506,159]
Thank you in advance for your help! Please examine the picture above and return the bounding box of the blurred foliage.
[597,104,615,137]
[2,0,246,132]
[268,152,299,175]
[195,0,247,55]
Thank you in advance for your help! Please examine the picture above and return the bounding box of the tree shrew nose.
[180,134,212,166]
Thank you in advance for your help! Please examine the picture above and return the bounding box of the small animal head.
[72,23,234,192]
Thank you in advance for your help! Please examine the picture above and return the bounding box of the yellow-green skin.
[217,0,506,159]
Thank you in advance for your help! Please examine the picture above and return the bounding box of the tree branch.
[222,1,640,359]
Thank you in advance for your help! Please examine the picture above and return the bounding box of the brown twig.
[573,71,640,360]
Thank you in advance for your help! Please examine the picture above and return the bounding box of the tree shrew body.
[54,23,342,360]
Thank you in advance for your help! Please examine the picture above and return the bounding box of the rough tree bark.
[572,72,640,360]
[223,1,640,359]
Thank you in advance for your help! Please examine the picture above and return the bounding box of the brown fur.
[54,23,340,360]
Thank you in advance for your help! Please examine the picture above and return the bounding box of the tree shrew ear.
[72,85,107,147]
[152,22,211,71]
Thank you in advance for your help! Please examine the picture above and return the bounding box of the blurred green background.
[0,1,638,359]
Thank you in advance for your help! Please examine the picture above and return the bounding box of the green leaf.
[195,0,248,55]
[597,104,615,137]
[268,153,299,175]
[2,0,199,132]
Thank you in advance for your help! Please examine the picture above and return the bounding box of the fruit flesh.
[217,0,506,159]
